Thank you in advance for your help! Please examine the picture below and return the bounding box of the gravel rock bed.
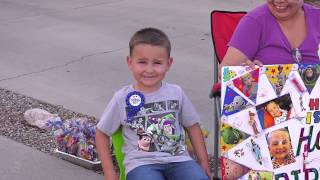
[0,87,106,173]
[0,87,218,175]
[0,88,97,154]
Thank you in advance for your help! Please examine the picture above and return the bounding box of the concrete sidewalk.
[0,0,264,179]
[0,136,102,180]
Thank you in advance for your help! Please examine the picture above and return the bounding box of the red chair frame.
[210,10,246,179]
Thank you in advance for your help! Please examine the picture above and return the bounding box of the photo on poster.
[256,94,293,129]
[298,64,320,94]
[266,127,296,169]
[264,64,294,96]
[220,123,250,153]
[222,86,253,116]
[248,170,273,180]
[233,68,259,103]
[221,157,250,180]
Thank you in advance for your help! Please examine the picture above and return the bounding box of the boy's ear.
[127,56,133,69]
[167,57,173,68]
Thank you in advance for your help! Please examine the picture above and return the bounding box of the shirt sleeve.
[229,16,262,60]
[97,93,121,136]
[180,88,200,127]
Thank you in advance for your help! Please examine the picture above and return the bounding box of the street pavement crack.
[0,48,124,82]
[72,0,127,10]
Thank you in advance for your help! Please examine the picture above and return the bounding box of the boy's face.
[127,44,173,93]
[266,102,282,117]
[268,130,291,160]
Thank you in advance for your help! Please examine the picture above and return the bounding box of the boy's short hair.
[129,27,171,57]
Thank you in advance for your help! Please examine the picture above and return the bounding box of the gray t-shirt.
[97,82,200,174]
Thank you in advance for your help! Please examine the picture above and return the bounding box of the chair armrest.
[209,82,221,98]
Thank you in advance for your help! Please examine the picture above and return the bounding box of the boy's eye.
[137,61,147,64]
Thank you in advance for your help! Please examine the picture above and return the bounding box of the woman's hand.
[241,59,263,69]
[219,47,263,81]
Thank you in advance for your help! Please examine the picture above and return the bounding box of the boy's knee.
[167,161,209,180]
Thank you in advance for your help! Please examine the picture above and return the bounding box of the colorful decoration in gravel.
[220,64,320,180]
[45,117,98,162]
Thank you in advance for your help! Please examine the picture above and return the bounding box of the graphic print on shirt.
[126,100,185,155]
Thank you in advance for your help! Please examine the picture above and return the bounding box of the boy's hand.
[185,123,212,179]
[200,161,212,179]
[104,171,118,180]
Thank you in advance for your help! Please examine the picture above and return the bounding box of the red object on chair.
[210,11,246,98]
[211,11,246,63]
[210,10,246,179]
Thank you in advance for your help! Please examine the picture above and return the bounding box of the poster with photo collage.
[220,64,320,180]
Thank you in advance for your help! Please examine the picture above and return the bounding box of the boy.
[96,27,210,180]
[266,128,295,169]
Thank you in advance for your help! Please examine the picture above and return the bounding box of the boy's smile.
[127,44,173,93]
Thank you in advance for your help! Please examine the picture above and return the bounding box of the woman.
[219,0,320,73]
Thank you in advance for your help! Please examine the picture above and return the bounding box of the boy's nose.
[145,64,154,73]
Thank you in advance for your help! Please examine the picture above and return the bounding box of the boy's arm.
[96,128,118,180]
[185,123,211,179]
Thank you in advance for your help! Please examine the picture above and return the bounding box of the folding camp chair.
[112,128,126,180]
[210,10,246,179]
